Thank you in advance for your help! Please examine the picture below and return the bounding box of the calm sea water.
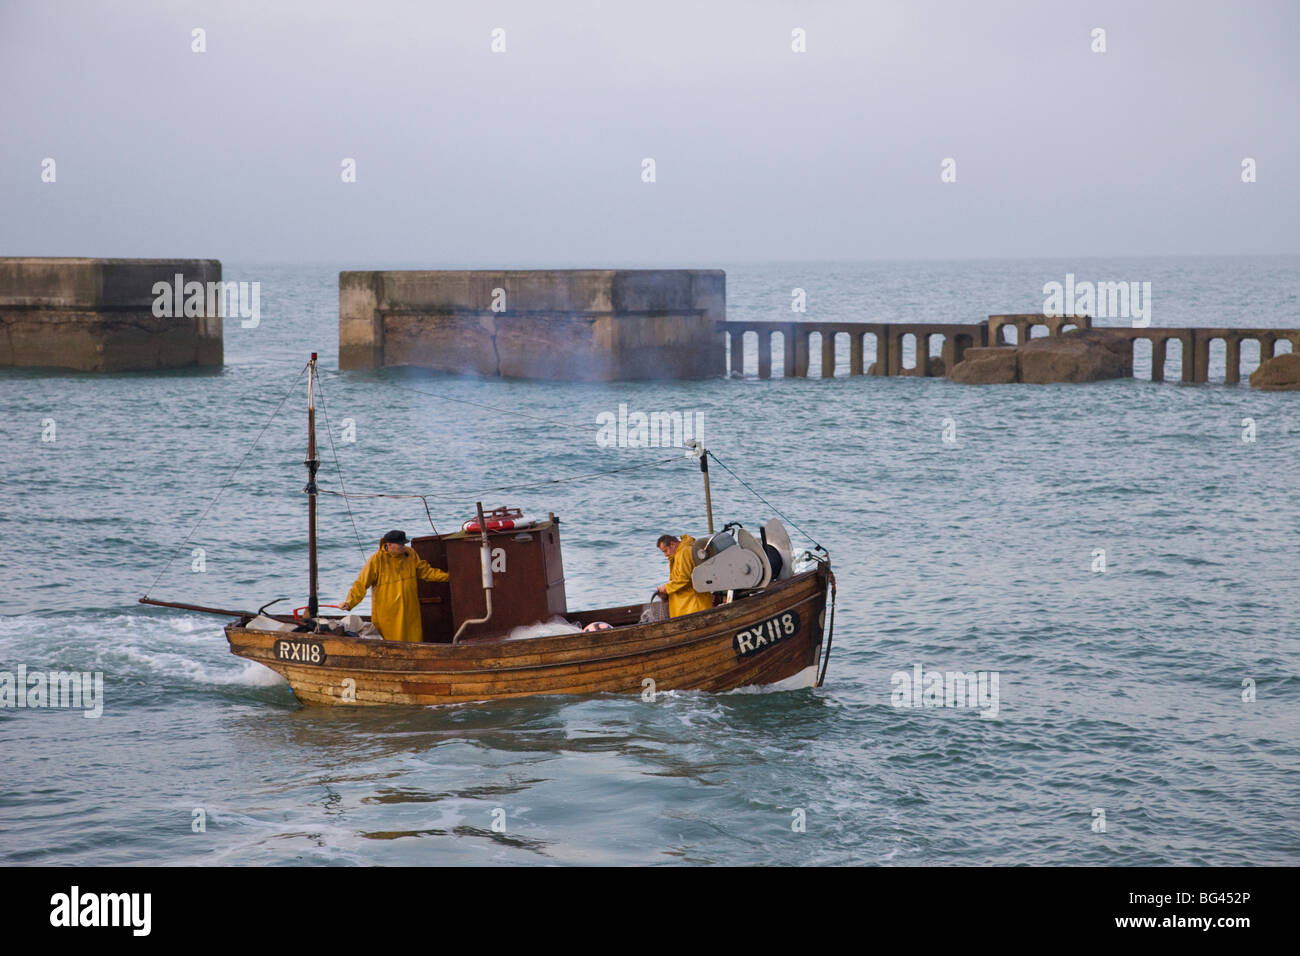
[2,257,1298,866]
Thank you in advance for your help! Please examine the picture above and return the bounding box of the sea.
[1,256,1297,866]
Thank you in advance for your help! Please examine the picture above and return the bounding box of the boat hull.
[225,566,830,706]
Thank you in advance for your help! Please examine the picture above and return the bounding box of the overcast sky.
[1,0,1295,265]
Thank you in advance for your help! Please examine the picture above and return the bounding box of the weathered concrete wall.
[339,269,725,380]
[0,258,223,371]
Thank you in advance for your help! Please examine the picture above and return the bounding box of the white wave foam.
[0,611,287,689]
[729,665,820,694]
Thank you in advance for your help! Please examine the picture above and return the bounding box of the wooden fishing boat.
[142,354,836,706]
[222,565,831,706]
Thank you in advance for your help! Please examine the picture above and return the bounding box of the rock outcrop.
[1249,353,1300,391]
[948,347,1018,384]
[948,329,1132,384]
[1019,329,1132,383]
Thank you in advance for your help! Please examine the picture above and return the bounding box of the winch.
[691,524,770,592]
[690,518,799,593]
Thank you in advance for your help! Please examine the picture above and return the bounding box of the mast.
[304,352,320,618]
[691,440,715,534]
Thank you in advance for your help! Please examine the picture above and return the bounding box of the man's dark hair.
[656,534,679,548]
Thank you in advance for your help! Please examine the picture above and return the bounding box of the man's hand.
[339,602,350,611]
[656,584,667,598]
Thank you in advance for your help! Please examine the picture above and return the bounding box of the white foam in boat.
[505,617,581,641]
[246,615,298,632]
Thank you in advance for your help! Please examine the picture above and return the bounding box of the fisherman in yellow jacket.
[340,530,449,642]
[656,533,713,617]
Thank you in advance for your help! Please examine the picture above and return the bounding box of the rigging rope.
[143,359,827,601]
[317,452,689,507]
[313,490,440,533]
[706,450,824,552]
[142,361,309,597]
[379,379,597,434]
[383,378,828,547]
[312,370,369,560]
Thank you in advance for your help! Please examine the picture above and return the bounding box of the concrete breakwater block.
[339,269,725,380]
[0,258,223,372]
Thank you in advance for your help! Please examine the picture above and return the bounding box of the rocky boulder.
[1249,352,1300,391]
[948,329,1132,384]
[948,347,1018,384]
[1018,329,1132,383]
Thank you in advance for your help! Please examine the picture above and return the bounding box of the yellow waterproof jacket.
[345,548,449,642]
[665,534,713,618]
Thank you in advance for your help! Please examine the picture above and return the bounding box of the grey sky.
[1,0,1295,264]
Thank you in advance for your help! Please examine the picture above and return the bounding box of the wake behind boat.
[142,354,836,706]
